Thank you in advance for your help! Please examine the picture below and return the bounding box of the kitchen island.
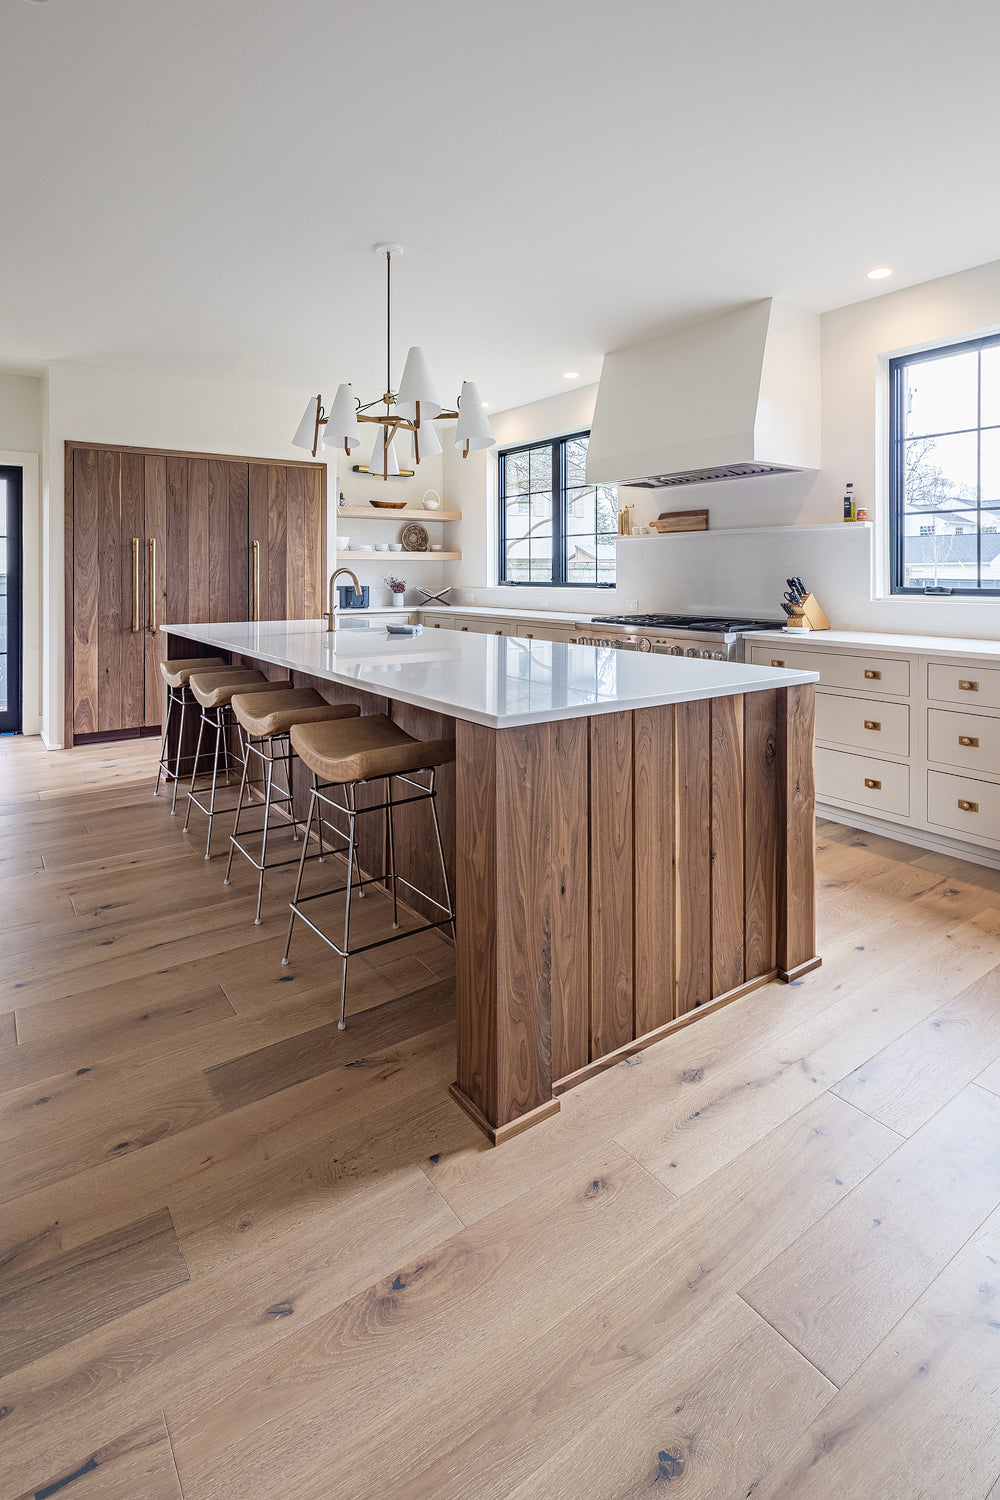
[164,619,820,1143]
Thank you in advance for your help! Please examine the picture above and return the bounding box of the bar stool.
[283,714,456,1028]
[153,656,227,813]
[224,688,362,926]
[182,669,288,859]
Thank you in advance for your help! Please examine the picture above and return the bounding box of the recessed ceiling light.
[563,370,579,380]
[481,401,490,408]
[867,267,892,280]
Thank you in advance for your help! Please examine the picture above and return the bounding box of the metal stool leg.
[385,775,399,929]
[224,730,254,887]
[204,709,226,859]
[428,768,457,943]
[170,691,189,815]
[253,748,277,925]
[182,705,208,833]
[282,787,317,965]
[338,784,358,1029]
[154,687,174,798]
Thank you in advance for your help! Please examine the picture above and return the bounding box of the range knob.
[686,647,700,657]
[670,644,683,656]
[636,636,652,652]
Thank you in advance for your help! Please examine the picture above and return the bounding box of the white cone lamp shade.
[411,418,442,465]
[369,427,400,477]
[325,383,361,451]
[395,345,443,422]
[454,381,495,451]
[292,396,321,451]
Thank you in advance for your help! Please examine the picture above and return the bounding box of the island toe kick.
[451,685,820,1144]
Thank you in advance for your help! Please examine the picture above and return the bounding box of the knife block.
[785,593,830,630]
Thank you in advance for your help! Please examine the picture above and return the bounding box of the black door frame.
[0,465,22,735]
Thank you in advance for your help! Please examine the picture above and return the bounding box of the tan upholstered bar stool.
[182,669,287,859]
[225,688,362,925]
[283,714,456,1028]
[153,656,227,813]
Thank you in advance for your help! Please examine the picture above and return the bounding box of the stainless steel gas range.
[575,613,785,662]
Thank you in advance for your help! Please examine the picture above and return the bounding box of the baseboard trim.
[39,731,64,751]
[817,802,1000,871]
[447,1084,561,1145]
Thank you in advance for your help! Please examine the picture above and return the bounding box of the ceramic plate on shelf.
[400,522,429,551]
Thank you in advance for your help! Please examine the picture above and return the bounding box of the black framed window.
[0,466,23,734]
[890,332,1000,594]
[498,431,617,587]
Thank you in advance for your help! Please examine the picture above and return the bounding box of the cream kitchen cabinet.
[747,630,1000,869]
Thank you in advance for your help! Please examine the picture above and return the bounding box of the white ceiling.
[2,0,1000,412]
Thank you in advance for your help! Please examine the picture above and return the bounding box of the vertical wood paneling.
[777,683,818,977]
[589,712,634,1057]
[165,457,190,627]
[267,466,287,619]
[675,697,712,1015]
[711,693,746,996]
[96,450,122,733]
[119,451,145,729]
[549,716,590,1082]
[72,450,101,735]
[227,464,250,623]
[744,689,779,979]
[633,703,675,1037]
[284,467,306,619]
[207,459,231,621]
[455,719,498,1124]
[303,467,324,619]
[187,459,210,623]
[143,455,167,728]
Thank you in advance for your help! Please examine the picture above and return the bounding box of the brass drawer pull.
[959,680,979,692]
[460,626,468,631]
[864,778,882,790]
[770,658,785,667]
[958,798,979,813]
[864,720,881,732]
[525,632,534,638]
[494,629,503,635]
[959,735,979,748]
[864,669,881,680]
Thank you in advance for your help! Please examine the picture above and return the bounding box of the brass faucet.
[324,567,362,632]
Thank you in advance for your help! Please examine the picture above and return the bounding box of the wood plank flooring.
[0,736,999,1498]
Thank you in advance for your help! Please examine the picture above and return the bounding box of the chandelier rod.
[385,249,392,398]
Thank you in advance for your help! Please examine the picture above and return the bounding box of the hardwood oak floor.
[1,733,999,1499]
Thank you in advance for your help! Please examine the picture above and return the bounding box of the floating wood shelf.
[337,550,462,561]
[336,506,462,521]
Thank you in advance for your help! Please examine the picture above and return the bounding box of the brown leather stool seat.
[153,657,229,811]
[225,689,362,925]
[232,687,358,740]
[159,656,227,689]
[190,669,281,709]
[291,714,455,786]
[284,715,456,1029]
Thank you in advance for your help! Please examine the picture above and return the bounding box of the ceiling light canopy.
[292,244,495,477]
[867,267,893,280]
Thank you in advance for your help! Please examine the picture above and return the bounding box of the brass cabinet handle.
[131,538,141,632]
[460,626,469,631]
[494,629,503,635]
[864,669,881,680]
[958,798,979,813]
[959,679,979,692]
[147,538,157,632]
[525,632,534,638]
[770,658,785,667]
[863,719,881,731]
[864,777,882,790]
[252,539,260,621]
[959,735,979,748]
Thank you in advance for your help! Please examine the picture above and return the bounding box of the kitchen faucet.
[324,567,362,632]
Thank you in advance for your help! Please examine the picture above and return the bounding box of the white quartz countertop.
[742,628,1000,659]
[164,619,818,730]
[417,604,595,625]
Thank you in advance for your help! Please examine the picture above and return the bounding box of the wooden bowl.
[369,499,408,510]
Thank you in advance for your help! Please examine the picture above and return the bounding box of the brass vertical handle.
[131,538,141,632]
[147,538,157,632]
[252,539,261,621]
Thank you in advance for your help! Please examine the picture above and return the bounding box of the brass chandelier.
[292,243,495,478]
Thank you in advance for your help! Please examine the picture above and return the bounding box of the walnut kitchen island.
[164,618,820,1143]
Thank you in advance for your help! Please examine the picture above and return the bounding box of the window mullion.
[553,438,564,586]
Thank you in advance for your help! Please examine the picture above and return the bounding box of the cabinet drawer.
[517,624,577,642]
[927,770,1000,843]
[815,691,909,757]
[751,645,909,697]
[815,747,910,817]
[927,661,1000,711]
[927,708,1000,775]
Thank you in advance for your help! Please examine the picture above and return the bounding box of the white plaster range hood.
[586,298,821,489]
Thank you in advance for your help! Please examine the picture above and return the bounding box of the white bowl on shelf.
[335,535,350,549]
[358,543,374,552]
[429,543,442,552]
[388,542,402,551]
[375,542,390,552]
